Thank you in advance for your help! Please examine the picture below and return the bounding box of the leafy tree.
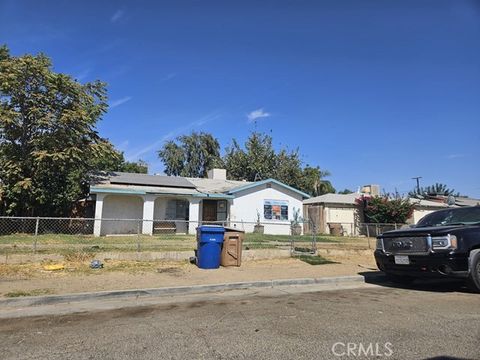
[409,183,459,198]
[0,46,115,216]
[274,149,303,189]
[300,166,333,196]
[357,195,415,224]
[158,132,223,177]
[224,132,331,196]
[119,159,148,173]
[223,139,248,180]
[91,141,148,174]
[159,130,333,196]
[338,188,354,194]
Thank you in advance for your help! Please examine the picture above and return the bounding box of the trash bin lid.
[198,225,225,233]
[224,226,245,233]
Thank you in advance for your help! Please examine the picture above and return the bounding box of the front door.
[202,200,217,222]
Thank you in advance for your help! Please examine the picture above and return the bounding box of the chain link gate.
[290,221,317,255]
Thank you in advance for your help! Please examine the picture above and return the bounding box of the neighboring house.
[454,196,480,207]
[90,169,310,236]
[407,198,449,224]
[304,193,449,235]
[303,193,363,236]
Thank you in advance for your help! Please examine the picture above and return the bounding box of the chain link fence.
[0,216,403,255]
[320,222,408,237]
[0,217,313,255]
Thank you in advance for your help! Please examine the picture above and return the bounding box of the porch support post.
[188,198,201,234]
[93,193,105,237]
[142,195,156,235]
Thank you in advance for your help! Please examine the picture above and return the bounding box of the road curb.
[0,272,385,308]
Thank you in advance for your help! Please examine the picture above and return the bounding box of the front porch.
[92,193,231,236]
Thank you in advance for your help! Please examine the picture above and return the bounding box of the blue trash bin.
[197,226,225,269]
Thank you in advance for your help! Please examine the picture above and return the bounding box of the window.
[264,200,288,221]
[166,199,189,220]
[217,200,227,221]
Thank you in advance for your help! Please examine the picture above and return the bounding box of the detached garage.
[303,193,364,236]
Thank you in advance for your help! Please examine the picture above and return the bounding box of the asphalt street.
[1,280,479,360]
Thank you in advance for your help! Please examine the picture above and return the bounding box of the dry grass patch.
[4,288,54,298]
[0,259,188,278]
[0,263,44,278]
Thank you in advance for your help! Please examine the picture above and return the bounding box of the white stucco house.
[90,169,310,236]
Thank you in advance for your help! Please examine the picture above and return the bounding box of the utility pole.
[412,176,422,193]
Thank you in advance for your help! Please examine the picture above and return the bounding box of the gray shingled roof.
[187,177,252,194]
[455,197,480,207]
[304,193,449,208]
[303,193,359,205]
[92,172,306,197]
[92,172,252,195]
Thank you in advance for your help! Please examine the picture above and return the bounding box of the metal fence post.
[137,220,141,252]
[365,224,371,249]
[33,217,40,253]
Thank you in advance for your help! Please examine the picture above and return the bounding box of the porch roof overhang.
[90,185,201,197]
[90,185,234,198]
[192,193,235,199]
[90,186,146,195]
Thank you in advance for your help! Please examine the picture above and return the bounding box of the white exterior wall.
[325,206,357,235]
[93,193,105,236]
[142,195,155,235]
[101,195,143,235]
[229,183,304,235]
[188,199,201,234]
[412,208,437,224]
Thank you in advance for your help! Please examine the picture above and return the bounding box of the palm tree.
[409,183,459,198]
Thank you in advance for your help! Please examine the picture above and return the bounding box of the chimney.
[361,184,380,196]
[207,168,227,180]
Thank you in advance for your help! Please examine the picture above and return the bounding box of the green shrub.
[357,195,414,224]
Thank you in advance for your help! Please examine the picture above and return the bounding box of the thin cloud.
[161,73,177,82]
[446,154,466,159]
[247,108,271,123]
[125,110,223,161]
[75,68,91,82]
[110,96,132,109]
[117,140,130,152]
[110,9,125,23]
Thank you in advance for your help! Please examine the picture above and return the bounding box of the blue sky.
[1,0,479,197]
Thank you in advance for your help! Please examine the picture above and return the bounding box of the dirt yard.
[0,252,377,298]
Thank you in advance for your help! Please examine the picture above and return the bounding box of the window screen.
[217,200,227,221]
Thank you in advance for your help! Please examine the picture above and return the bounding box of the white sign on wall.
[264,200,289,221]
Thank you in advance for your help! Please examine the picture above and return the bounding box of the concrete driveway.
[1,280,479,360]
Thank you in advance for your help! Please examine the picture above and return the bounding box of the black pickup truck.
[374,206,480,292]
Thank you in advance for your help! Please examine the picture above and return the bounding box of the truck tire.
[385,273,415,285]
[467,251,480,293]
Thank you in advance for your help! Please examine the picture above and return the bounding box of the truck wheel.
[467,251,480,293]
[385,273,415,285]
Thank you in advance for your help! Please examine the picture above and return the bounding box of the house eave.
[228,178,311,199]
[90,187,146,195]
[192,193,235,199]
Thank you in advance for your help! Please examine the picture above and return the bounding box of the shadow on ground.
[359,271,475,294]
